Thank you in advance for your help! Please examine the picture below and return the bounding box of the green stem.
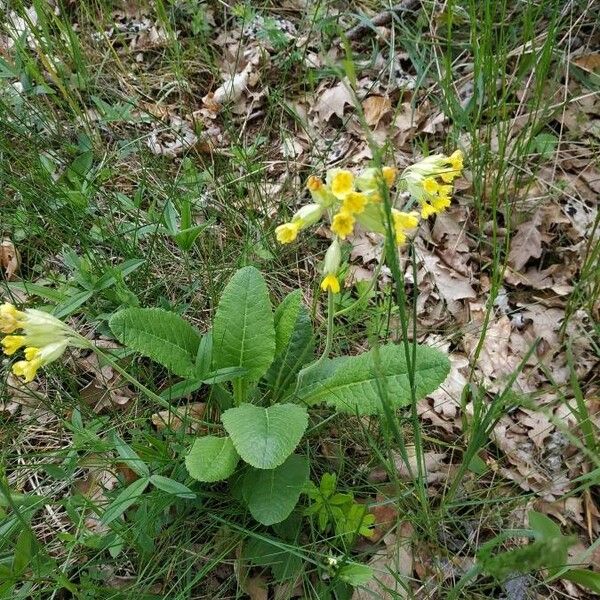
[319,291,335,364]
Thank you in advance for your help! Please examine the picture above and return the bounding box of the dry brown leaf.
[315,80,354,121]
[508,211,543,271]
[572,53,600,73]
[151,403,207,433]
[362,95,392,127]
[352,526,413,600]
[369,446,448,484]
[1,239,20,280]
[368,495,399,543]
[419,249,476,302]
[428,353,469,421]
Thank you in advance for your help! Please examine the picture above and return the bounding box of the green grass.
[1,0,599,598]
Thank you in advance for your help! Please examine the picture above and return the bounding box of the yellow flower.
[431,195,451,212]
[275,222,300,244]
[321,274,340,294]
[0,303,24,334]
[12,358,41,383]
[449,150,463,172]
[11,341,69,383]
[382,166,397,186]
[331,211,355,239]
[2,335,26,356]
[422,178,439,195]
[392,210,419,245]
[306,175,324,192]
[328,169,354,199]
[342,192,367,215]
[420,203,436,219]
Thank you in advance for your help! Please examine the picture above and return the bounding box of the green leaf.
[221,403,308,469]
[53,289,94,318]
[185,436,240,482]
[212,266,275,381]
[243,537,303,582]
[149,475,196,499]
[243,455,309,525]
[109,307,202,377]
[295,344,450,415]
[101,478,149,526]
[111,433,149,478]
[561,569,600,593]
[338,563,373,586]
[159,367,247,401]
[264,290,315,398]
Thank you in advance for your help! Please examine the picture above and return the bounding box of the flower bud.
[322,239,341,275]
[292,203,324,228]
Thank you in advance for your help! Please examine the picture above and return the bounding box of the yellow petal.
[275,222,300,244]
[12,357,41,383]
[330,170,354,199]
[320,274,340,293]
[342,192,367,214]
[0,303,24,334]
[1,335,26,356]
[331,212,355,240]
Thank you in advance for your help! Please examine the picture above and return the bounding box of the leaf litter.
[1,1,599,597]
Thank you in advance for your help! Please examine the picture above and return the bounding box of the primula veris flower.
[328,169,354,199]
[275,222,300,244]
[321,274,340,294]
[0,302,24,334]
[342,192,367,215]
[382,166,397,186]
[2,335,26,355]
[392,210,419,245]
[0,303,87,382]
[355,167,397,192]
[331,211,355,239]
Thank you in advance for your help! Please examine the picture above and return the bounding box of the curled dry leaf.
[571,53,600,74]
[151,402,206,433]
[203,64,252,113]
[146,116,198,157]
[1,238,20,280]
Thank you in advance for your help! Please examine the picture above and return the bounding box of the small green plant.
[305,473,375,543]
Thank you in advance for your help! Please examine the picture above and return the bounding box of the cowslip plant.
[0,153,460,534]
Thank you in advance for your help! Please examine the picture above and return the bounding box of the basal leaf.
[109,307,202,377]
[212,266,275,381]
[295,343,450,415]
[264,290,315,399]
[221,403,308,469]
[185,436,240,483]
[243,455,309,525]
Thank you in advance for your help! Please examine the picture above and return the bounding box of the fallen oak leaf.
[315,80,354,122]
[362,95,392,127]
[508,211,543,271]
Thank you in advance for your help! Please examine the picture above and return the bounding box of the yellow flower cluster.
[0,303,85,382]
[275,151,463,293]
[403,150,463,218]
